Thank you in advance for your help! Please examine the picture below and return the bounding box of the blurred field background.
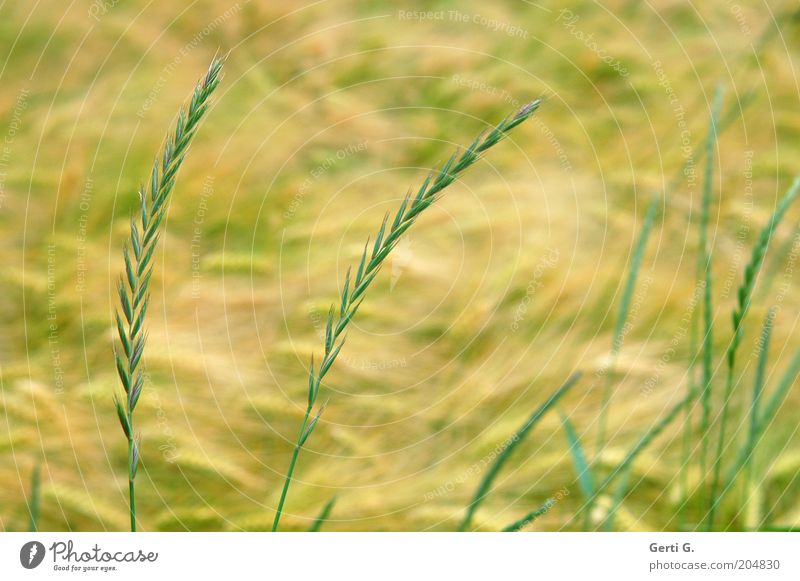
[1,0,800,531]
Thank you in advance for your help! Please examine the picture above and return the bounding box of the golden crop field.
[1,0,799,532]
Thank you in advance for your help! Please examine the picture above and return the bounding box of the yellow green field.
[1,1,799,531]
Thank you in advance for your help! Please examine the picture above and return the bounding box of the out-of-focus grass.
[1,1,799,531]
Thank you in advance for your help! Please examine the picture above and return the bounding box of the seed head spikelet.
[113,57,224,531]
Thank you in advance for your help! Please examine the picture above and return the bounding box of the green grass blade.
[757,223,800,301]
[459,372,582,531]
[562,414,595,501]
[707,177,800,528]
[595,191,659,454]
[603,464,632,531]
[502,498,556,532]
[308,496,337,532]
[747,309,775,458]
[754,347,800,437]
[28,464,40,532]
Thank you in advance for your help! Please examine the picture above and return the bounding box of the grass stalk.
[271,100,543,531]
[458,372,581,531]
[706,177,800,529]
[113,57,224,532]
[740,309,774,521]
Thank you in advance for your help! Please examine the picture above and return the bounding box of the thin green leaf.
[502,498,555,532]
[562,414,595,501]
[459,372,582,531]
[308,496,337,532]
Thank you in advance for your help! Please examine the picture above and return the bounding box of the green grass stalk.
[271,100,543,531]
[706,178,800,529]
[113,57,224,532]
[741,309,774,522]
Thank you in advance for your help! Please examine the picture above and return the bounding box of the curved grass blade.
[458,372,582,531]
[502,498,556,532]
[272,100,543,532]
[745,310,774,482]
[308,496,337,532]
[562,414,594,502]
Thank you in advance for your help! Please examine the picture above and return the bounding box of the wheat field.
[1,0,799,532]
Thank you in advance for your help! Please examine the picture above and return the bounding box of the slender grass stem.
[706,178,800,528]
[272,404,312,532]
[271,100,542,531]
[741,309,773,521]
[28,464,40,533]
[113,57,223,532]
